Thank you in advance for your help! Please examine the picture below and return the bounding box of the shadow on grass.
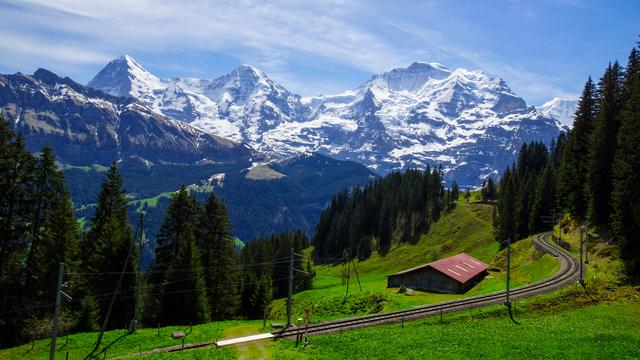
[83,332,129,360]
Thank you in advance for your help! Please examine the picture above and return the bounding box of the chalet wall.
[387,268,487,294]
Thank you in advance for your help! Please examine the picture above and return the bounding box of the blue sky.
[0,0,638,105]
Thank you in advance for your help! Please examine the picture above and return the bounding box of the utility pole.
[132,213,144,333]
[49,263,64,360]
[345,259,350,298]
[584,225,589,264]
[504,238,518,324]
[93,224,138,353]
[351,260,362,292]
[579,225,584,283]
[506,238,511,306]
[287,247,294,327]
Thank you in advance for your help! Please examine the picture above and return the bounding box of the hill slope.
[270,199,559,319]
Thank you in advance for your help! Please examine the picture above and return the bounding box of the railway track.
[272,232,580,338]
[122,232,578,357]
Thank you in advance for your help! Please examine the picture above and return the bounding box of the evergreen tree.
[611,46,640,279]
[0,123,35,345]
[587,62,624,226]
[83,163,137,329]
[250,274,272,320]
[147,187,210,325]
[23,146,81,323]
[347,205,363,259]
[198,192,240,320]
[494,167,516,245]
[559,78,597,221]
[529,163,557,233]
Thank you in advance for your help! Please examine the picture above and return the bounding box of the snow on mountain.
[537,97,578,129]
[1,68,253,165]
[89,57,307,145]
[88,57,563,187]
[261,62,560,185]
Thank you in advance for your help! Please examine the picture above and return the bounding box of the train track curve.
[120,232,579,357]
[272,232,580,338]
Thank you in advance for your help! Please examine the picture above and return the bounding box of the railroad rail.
[120,232,578,357]
[272,232,579,338]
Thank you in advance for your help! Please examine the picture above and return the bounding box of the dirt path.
[223,323,272,360]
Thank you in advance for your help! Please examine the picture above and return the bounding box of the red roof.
[387,253,488,284]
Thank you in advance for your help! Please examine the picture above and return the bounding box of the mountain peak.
[236,64,262,74]
[407,61,450,73]
[89,55,160,99]
[33,68,61,84]
[229,64,269,84]
[538,97,578,129]
[367,61,452,92]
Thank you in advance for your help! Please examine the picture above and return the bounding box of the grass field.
[274,301,640,359]
[0,320,261,360]
[269,200,559,322]
[2,198,633,359]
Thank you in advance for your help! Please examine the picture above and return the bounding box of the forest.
[0,126,313,347]
[493,43,640,280]
[313,167,458,261]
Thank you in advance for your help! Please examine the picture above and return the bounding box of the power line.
[66,258,292,276]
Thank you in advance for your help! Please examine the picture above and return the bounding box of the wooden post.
[50,262,64,360]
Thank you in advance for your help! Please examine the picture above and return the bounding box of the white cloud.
[1,0,576,102]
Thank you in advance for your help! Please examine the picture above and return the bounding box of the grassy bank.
[275,301,640,359]
[269,200,559,322]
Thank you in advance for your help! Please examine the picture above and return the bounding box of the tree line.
[0,117,313,347]
[144,187,313,326]
[494,41,640,279]
[313,167,457,261]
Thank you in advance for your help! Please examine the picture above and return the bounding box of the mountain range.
[0,56,575,245]
[0,66,375,245]
[88,55,570,186]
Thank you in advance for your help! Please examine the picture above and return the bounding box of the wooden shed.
[386,253,488,294]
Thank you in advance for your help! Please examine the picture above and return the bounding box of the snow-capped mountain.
[88,56,563,186]
[0,68,254,165]
[89,56,307,148]
[262,61,560,185]
[537,97,578,129]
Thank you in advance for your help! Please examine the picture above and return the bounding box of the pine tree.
[0,124,35,345]
[611,46,640,278]
[559,78,597,221]
[250,274,272,320]
[494,167,516,246]
[587,62,624,226]
[147,186,210,325]
[529,163,557,233]
[377,197,392,253]
[347,205,363,259]
[83,163,137,329]
[198,192,240,321]
[23,146,81,319]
